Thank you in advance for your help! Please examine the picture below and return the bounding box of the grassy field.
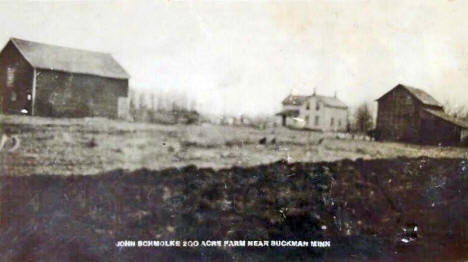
[0,115,467,175]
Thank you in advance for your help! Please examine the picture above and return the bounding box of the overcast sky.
[0,0,467,116]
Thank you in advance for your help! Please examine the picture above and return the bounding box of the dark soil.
[0,157,467,261]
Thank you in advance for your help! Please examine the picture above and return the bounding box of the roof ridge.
[377,84,442,107]
[11,37,112,56]
[8,37,130,79]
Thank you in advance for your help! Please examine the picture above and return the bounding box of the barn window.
[315,116,320,126]
[330,117,334,127]
[10,91,17,102]
[7,67,15,87]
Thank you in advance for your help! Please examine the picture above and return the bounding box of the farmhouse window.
[316,103,320,111]
[7,67,15,87]
[306,102,310,110]
[315,116,320,126]
[330,118,334,127]
[338,120,342,127]
[305,115,309,124]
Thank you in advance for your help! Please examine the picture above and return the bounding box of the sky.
[0,0,467,116]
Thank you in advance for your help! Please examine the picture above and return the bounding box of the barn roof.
[282,94,348,109]
[424,108,468,129]
[377,84,442,107]
[9,38,130,79]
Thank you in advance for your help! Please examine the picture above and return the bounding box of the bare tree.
[354,103,374,133]
[444,100,468,121]
[129,89,139,121]
[139,92,147,110]
[150,93,155,111]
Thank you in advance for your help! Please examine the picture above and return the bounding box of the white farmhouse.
[276,92,348,132]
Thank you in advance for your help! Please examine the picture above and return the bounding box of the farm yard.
[1,1,468,261]
[0,116,468,261]
[0,115,467,176]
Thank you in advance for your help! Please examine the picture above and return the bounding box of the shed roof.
[9,38,130,79]
[377,84,442,107]
[282,94,348,109]
[424,108,468,129]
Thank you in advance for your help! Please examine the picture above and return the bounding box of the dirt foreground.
[0,157,467,261]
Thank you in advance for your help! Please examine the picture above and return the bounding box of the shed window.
[315,116,320,126]
[7,67,15,87]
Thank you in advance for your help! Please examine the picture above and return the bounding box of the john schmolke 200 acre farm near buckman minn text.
[0,1,468,262]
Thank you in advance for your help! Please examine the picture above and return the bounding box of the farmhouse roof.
[377,84,442,107]
[315,95,348,109]
[424,108,468,129]
[282,95,310,106]
[282,94,348,109]
[9,38,130,79]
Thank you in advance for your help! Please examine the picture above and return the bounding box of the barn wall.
[34,69,128,118]
[376,87,420,142]
[0,42,34,115]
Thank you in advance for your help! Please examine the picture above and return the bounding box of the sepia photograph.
[0,0,468,261]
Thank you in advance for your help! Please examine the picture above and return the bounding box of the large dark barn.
[0,38,130,118]
[376,84,468,146]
